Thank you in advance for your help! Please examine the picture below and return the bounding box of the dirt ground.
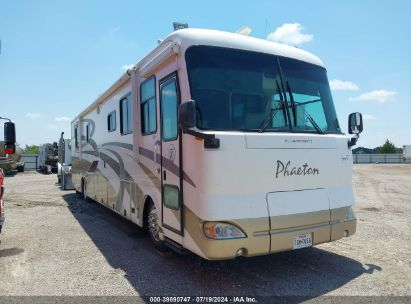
[0,165,410,299]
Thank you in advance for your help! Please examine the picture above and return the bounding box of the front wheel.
[147,202,168,252]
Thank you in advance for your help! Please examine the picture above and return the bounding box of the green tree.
[377,139,397,154]
[23,145,40,154]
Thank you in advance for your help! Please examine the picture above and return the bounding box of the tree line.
[353,139,403,154]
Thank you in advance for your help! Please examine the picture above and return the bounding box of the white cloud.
[349,90,397,104]
[121,64,134,70]
[363,114,376,121]
[25,112,41,119]
[330,79,359,91]
[54,116,71,122]
[267,23,313,46]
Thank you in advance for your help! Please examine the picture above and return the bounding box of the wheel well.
[142,196,154,229]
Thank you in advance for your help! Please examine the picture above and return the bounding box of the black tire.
[146,201,168,252]
[61,174,65,190]
[81,179,88,201]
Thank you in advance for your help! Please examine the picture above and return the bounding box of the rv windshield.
[185,46,341,133]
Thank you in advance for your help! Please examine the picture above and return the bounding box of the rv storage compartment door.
[267,189,331,253]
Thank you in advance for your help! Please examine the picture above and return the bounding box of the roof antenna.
[173,22,188,31]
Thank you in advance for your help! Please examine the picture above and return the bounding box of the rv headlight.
[345,207,356,221]
[203,222,246,240]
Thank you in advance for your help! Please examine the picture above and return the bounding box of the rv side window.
[120,94,132,135]
[140,76,157,135]
[161,78,179,141]
[107,111,116,132]
[86,123,90,142]
[74,127,79,148]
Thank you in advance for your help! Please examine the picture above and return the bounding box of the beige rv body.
[72,29,357,260]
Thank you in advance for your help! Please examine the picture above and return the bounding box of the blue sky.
[1,0,410,148]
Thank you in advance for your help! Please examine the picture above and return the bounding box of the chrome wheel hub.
[148,207,161,242]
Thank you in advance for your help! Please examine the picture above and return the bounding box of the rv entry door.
[159,74,183,236]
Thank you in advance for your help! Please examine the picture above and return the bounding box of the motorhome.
[71,28,363,260]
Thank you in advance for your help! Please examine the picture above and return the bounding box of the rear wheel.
[81,179,88,201]
[147,202,168,252]
[61,174,66,190]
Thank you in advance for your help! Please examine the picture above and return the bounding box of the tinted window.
[185,46,341,134]
[163,185,179,210]
[86,123,90,142]
[161,79,178,141]
[120,95,132,134]
[279,57,341,133]
[140,77,157,135]
[107,111,116,132]
[74,127,78,148]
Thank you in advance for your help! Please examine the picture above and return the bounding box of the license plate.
[293,233,312,249]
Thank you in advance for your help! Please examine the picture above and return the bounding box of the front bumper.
[270,218,357,253]
[184,207,357,260]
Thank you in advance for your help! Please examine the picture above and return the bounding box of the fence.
[21,154,39,170]
[18,153,411,167]
[353,153,411,164]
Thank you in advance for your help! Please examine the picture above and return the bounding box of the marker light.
[203,222,246,240]
[4,145,15,154]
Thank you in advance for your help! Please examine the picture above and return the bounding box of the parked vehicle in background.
[0,118,17,234]
[403,145,411,161]
[61,165,74,190]
[0,168,4,234]
[0,142,24,174]
[71,28,363,260]
[38,143,58,174]
[57,132,74,190]
[57,132,72,182]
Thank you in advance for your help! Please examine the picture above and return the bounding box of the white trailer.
[403,145,411,161]
[71,28,363,260]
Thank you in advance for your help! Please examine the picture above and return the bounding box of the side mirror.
[4,122,16,154]
[348,112,363,135]
[179,100,196,131]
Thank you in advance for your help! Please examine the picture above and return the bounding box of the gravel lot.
[0,165,410,298]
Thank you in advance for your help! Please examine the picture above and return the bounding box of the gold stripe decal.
[138,146,196,188]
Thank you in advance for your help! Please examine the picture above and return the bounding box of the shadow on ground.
[0,247,24,258]
[63,193,379,299]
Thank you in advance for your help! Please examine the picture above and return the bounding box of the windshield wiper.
[286,81,297,127]
[258,80,287,133]
[286,81,324,135]
[258,106,281,133]
[304,111,324,134]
